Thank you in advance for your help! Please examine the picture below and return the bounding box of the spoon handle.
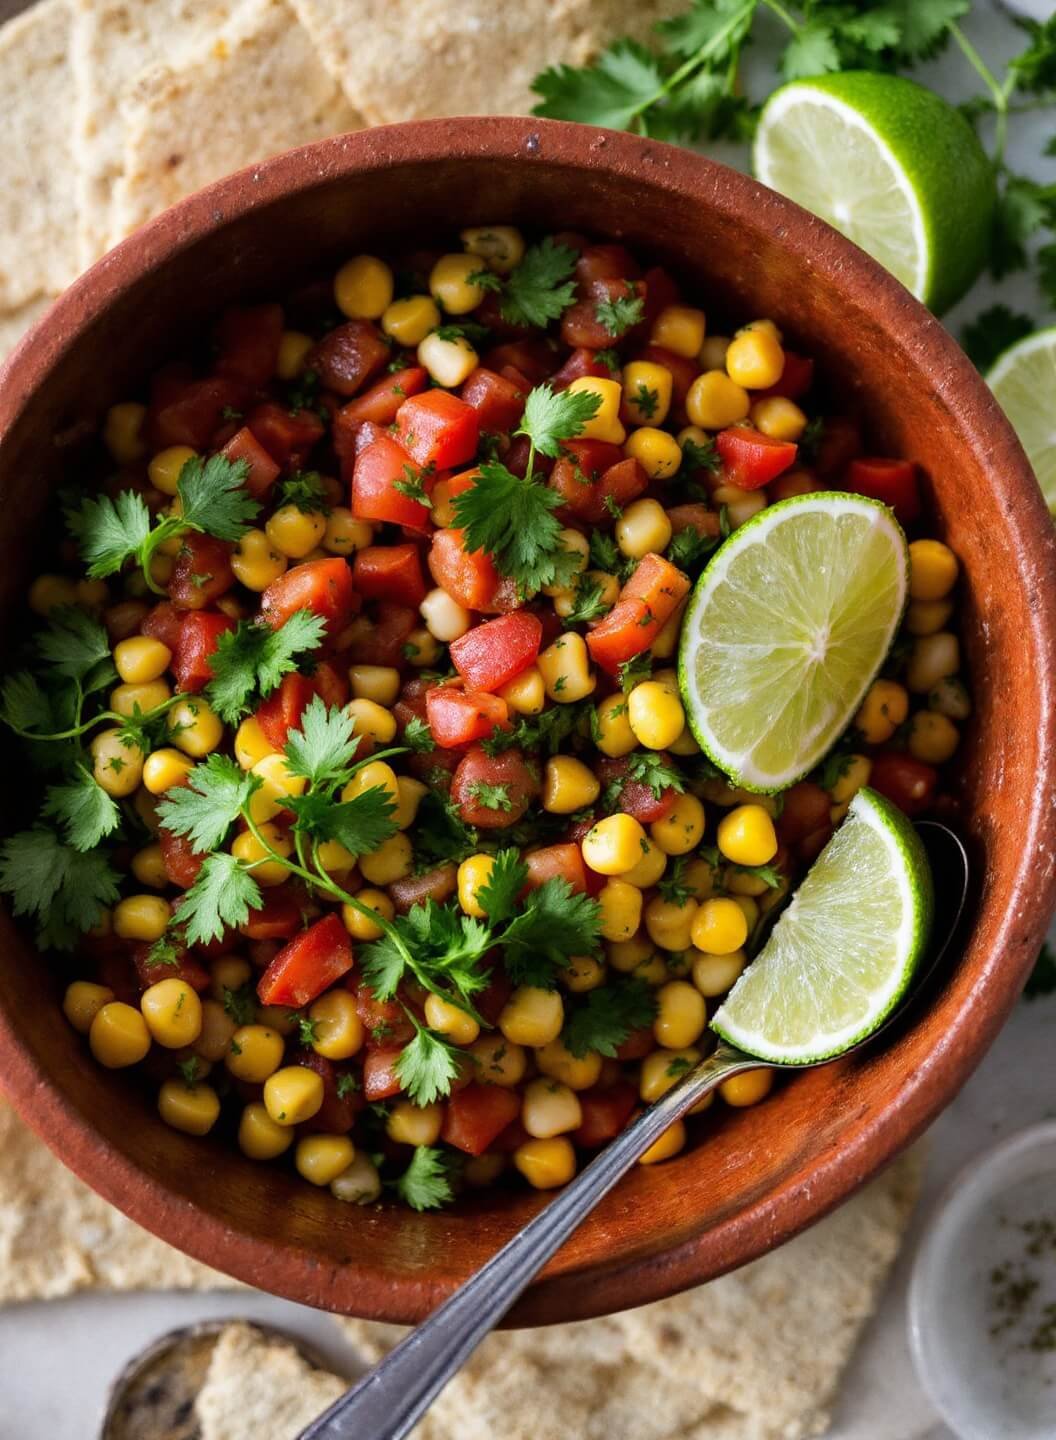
[300,1043,761,1440]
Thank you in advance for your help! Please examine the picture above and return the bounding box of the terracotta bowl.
[1,118,1055,1327]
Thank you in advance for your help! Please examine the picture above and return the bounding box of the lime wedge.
[987,327,1056,514]
[712,788,933,1064]
[678,493,908,793]
[753,73,995,314]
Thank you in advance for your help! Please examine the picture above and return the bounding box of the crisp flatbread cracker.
[335,1149,922,1440]
[111,0,363,244]
[0,0,79,308]
[288,0,685,126]
[195,1323,346,1440]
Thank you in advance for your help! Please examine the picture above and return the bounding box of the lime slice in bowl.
[753,73,995,313]
[712,788,933,1064]
[987,327,1056,514]
[678,492,908,793]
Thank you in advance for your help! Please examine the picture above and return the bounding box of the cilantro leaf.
[656,0,755,63]
[782,19,841,80]
[667,524,719,572]
[533,40,664,130]
[481,700,593,757]
[883,0,969,63]
[206,610,327,725]
[588,529,621,573]
[65,490,152,579]
[361,899,492,1006]
[38,607,116,690]
[991,175,1052,279]
[393,1146,456,1211]
[561,977,657,1059]
[395,1019,463,1105]
[402,715,435,753]
[1,671,58,735]
[680,435,720,475]
[0,827,120,949]
[42,768,122,850]
[283,696,361,787]
[451,460,580,596]
[617,652,652,692]
[277,470,330,514]
[475,848,528,926]
[1009,16,1056,95]
[961,305,1034,373]
[286,785,399,855]
[156,753,259,853]
[517,382,602,458]
[594,290,645,338]
[499,237,578,329]
[562,574,610,627]
[223,981,257,1026]
[177,851,262,945]
[624,752,686,800]
[502,877,601,987]
[176,453,257,540]
[466,781,512,813]
[657,856,693,907]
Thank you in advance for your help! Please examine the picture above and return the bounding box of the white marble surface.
[1,3,1054,1436]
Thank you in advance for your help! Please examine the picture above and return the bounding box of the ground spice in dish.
[988,1213,1056,1354]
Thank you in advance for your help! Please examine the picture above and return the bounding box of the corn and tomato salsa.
[1,227,968,1210]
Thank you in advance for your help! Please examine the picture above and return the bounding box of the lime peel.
[987,327,1056,516]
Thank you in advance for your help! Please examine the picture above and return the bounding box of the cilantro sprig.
[470,237,579,330]
[561,977,658,1058]
[393,1146,458,1211]
[205,610,327,725]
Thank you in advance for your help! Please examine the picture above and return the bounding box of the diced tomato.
[296,1051,362,1134]
[449,612,542,693]
[336,367,428,435]
[394,678,464,782]
[148,375,248,451]
[215,303,283,387]
[255,673,315,749]
[576,244,641,283]
[246,401,325,468]
[561,277,645,350]
[615,1025,654,1061]
[167,532,234,611]
[131,942,209,994]
[548,439,633,524]
[388,864,459,914]
[587,552,691,674]
[395,390,479,470]
[238,885,306,940]
[140,601,185,653]
[442,1082,522,1157]
[717,427,798,490]
[641,265,680,327]
[459,367,526,432]
[260,557,358,636]
[813,415,862,479]
[363,1046,406,1101]
[172,610,236,692]
[427,528,520,614]
[482,338,556,384]
[351,435,433,532]
[309,659,350,709]
[522,843,589,896]
[351,981,417,1048]
[426,687,510,748]
[346,602,419,666]
[352,543,426,608]
[637,345,697,416]
[220,426,281,499]
[776,782,832,845]
[257,913,353,1009]
[757,350,814,402]
[158,828,205,890]
[450,745,539,829]
[549,348,614,390]
[846,457,921,525]
[667,503,721,539]
[596,755,679,823]
[868,753,938,816]
[310,319,389,396]
[574,1082,638,1147]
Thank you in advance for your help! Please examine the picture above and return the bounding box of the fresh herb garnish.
[393,1145,457,1211]
[204,610,327,725]
[562,977,658,1058]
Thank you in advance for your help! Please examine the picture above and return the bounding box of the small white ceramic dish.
[908,1121,1056,1440]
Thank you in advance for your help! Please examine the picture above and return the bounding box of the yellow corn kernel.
[537,633,596,704]
[306,990,364,1061]
[132,785,161,833]
[347,697,397,746]
[565,957,608,994]
[616,498,673,559]
[104,401,148,464]
[829,754,871,804]
[277,330,313,379]
[238,1101,294,1160]
[231,529,287,591]
[637,951,671,985]
[608,932,656,974]
[131,843,168,890]
[679,858,716,903]
[341,889,393,941]
[393,775,428,830]
[623,428,682,481]
[402,626,442,669]
[110,679,171,718]
[713,482,768,529]
[359,832,413,886]
[725,865,771,897]
[330,1152,383,1204]
[621,837,668,888]
[335,254,394,319]
[567,376,626,444]
[263,1065,324,1127]
[651,600,688,662]
[691,897,748,955]
[640,1119,687,1165]
[89,1002,151,1069]
[691,947,747,997]
[113,894,171,943]
[622,361,673,427]
[114,635,172,685]
[461,225,525,274]
[542,755,600,814]
[296,1134,357,1185]
[908,709,960,764]
[234,716,276,771]
[168,698,224,757]
[726,327,784,388]
[597,880,644,942]
[194,999,238,1063]
[720,1068,774,1107]
[669,727,700,758]
[627,679,685,749]
[28,573,79,615]
[430,252,487,314]
[382,294,441,347]
[424,992,479,1047]
[686,371,750,430]
[640,1047,701,1102]
[541,528,590,597]
[499,986,564,1047]
[469,1034,527,1086]
[210,956,252,1001]
[316,839,358,877]
[388,1102,445,1148]
[347,665,400,708]
[498,664,545,716]
[417,330,479,387]
[650,793,706,857]
[342,758,400,808]
[148,445,196,497]
[63,980,115,1035]
[535,1039,603,1092]
[248,752,308,824]
[855,679,909,744]
[522,1078,582,1139]
[226,1024,285,1082]
[515,1136,576,1189]
[654,980,706,1049]
[749,396,807,442]
[906,598,953,636]
[697,336,730,373]
[909,539,958,601]
[230,822,293,887]
[716,804,778,867]
[420,586,472,642]
[907,632,960,694]
[320,507,370,557]
[76,577,108,610]
[158,1078,220,1136]
[266,505,328,560]
[140,977,202,1050]
[591,697,634,762]
[645,895,698,952]
[651,304,707,359]
[90,728,145,798]
[582,814,648,875]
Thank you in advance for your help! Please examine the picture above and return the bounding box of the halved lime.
[753,73,995,314]
[987,327,1056,514]
[712,788,933,1064]
[678,492,908,793]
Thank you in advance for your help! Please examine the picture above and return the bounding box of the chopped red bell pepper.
[481,338,556,384]
[427,527,520,613]
[296,1051,362,1134]
[352,543,427,608]
[595,755,680,823]
[548,347,615,391]
[521,842,590,896]
[637,344,697,416]
[255,672,316,749]
[336,366,428,432]
[215,304,283,387]
[441,1082,522,1156]
[172,610,236,692]
[449,611,542,692]
[425,687,510,748]
[548,440,640,524]
[716,426,798,490]
[757,350,814,402]
[238,884,307,940]
[351,435,434,532]
[846,457,921,525]
[574,1082,638,1147]
[158,827,205,890]
[363,1046,406,1100]
[395,389,480,470]
[352,982,417,1048]
[776,782,832,845]
[459,367,527,432]
[256,913,353,1009]
[148,375,248,451]
[245,401,325,468]
[586,552,691,674]
[260,557,358,636]
[220,426,281,499]
[167,532,234,611]
[131,941,209,994]
[140,601,185,653]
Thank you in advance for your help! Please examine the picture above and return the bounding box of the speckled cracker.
[195,1324,346,1440]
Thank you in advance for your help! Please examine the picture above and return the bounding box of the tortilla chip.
[335,1149,922,1440]
[0,1098,235,1301]
[111,0,364,244]
[195,1323,347,1440]
[0,0,79,308]
[288,0,685,125]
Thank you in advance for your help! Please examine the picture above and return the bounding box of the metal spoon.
[301,820,969,1440]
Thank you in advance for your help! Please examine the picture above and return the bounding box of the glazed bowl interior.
[1,118,1054,1326]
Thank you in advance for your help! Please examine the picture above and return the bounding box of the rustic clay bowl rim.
[0,117,1054,1326]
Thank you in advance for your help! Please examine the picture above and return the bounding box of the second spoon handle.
[300,1043,762,1440]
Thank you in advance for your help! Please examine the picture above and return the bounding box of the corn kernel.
[469,1035,526,1086]
[430,253,487,314]
[335,254,394,319]
[266,505,328,560]
[726,327,784,388]
[749,396,807,442]
[424,992,480,1046]
[855,679,909,744]
[457,853,495,918]
[691,947,747,997]
[461,225,525,274]
[639,1119,686,1165]
[650,792,706,856]
[622,360,673,426]
[296,1134,357,1185]
[238,1102,294,1160]
[230,822,292,887]
[691,897,748,955]
[567,376,626,444]
[234,716,276,770]
[627,679,685,749]
[90,1002,151,1069]
[621,837,668,888]
[536,1039,603,1091]
[158,1078,220,1136]
[686,371,750,430]
[349,665,401,706]
[323,507,373,556]
[168,698,223,757]
[905,598,953,636]
[522,1078,582,1138]
[341,889,394,941]
[498,664,545,716]
[907,709,959,764]
[597,880,644,942]
[654,980,706,1049]
[499,986,564,1047]
[716,804,778,867]
[640,1047,701,1102]
[277,330,313,379]
[104,402,148,464]
[623,428,682,481]
[359,832,413,885]
[720,1069,774,1107]
[383,295,442,347]
[542,755,600,814]
[909,539,958,601]
[651,305,707,359]
[537,633,596,703]
[263,1065,324,1126]
[582,814,648,875]
[645,895,698,952]
[63,980,115,1035]
[514,1136,576,1189]
[148,445,197,497]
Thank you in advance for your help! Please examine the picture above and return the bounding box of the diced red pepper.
[246,401,325,468]
[131,941,209,994]
[260,557,358,636]
[352,543,427,608]
[172,610,236,692]
[641,265,680,327]
[549,348,615,390]
[425,687,510,748]
[474,964,513,1027]
[522,843,590,896]
[351,435,433,532]
[716,426,798,490]
[345,602,418,666]
[561,277,645,350]
[459,367,526,432]
[148,375,248,451]
[615,1025,654,1061]
[220,426,281,499]
[596,755,680,823]
[776,782,832,845]
[757,350,814,402]
[450,745,539,829]
[574,1082,638,1147]
[310,319,390,396]
[238,884,306,940]
[667,504,721,539]
[351,982,417,1048]
[548,440,635,524]
[442,1082,522,1156]
[395,390,480,470]
[449,612,542,692]
[336,366,428,434]
[427,527,520,614]
[586,552,691,674]
[158,828,205,890]
[846,457,921,525]
[576,244,641,283]
[482,338,556,385]
[140,601,185,653]
[255,672,315,749]
[167,532,234,611]
[868,754,938,816]
[363,1046,406,1101]
[257,914,353,1009]
[309,659,350,709]
[215,303,283,387]
[388,864,459,914]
